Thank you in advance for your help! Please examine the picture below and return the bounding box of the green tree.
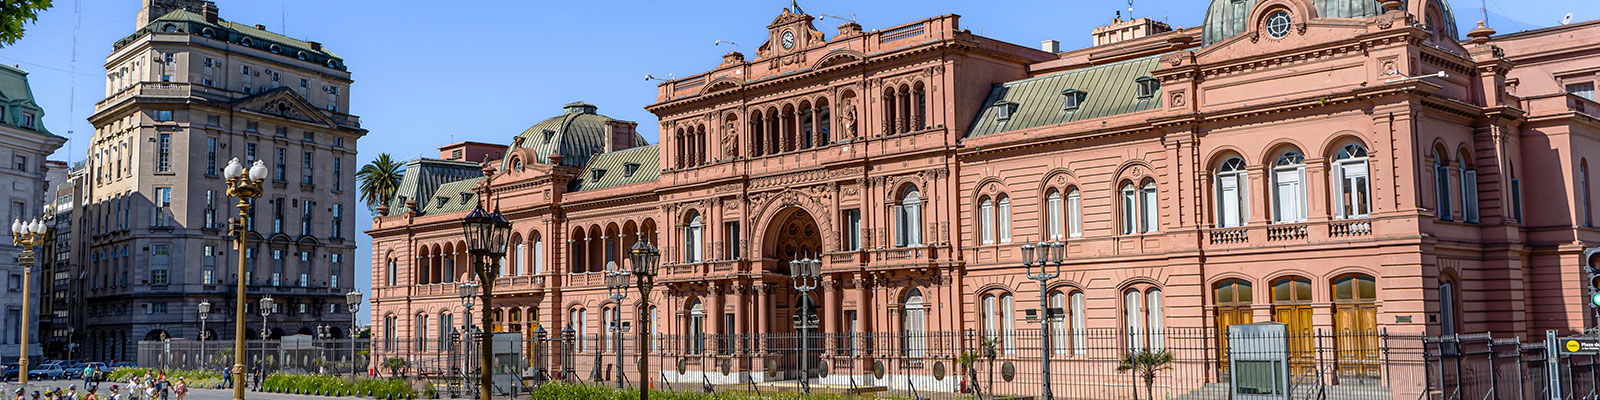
[355,153,404,214]
[0,0,51,47]
[380,357,408,377]
[1118,349,1174,400]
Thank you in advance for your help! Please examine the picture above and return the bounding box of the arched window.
[983,292,1017,354]
[386,258,397,286]
[1460,149,1479,223]
[1334,144,1372,218]
[568,307,588,352]
[1125,289,1144,350]
[998,195,1012,243]
[1216,157,1249,227]
[383,315,396,351]
[903,289,927,357]
[688,299,705,354]
[1124,286,1164,351]
[1434,147,1453,221]
[1121,183,1138,235]
[1438,280,1457,337]
[414,313,429,352]
[980,197,995,245]
[1046,189,1064,240]
[1333,274,1379,372]
[684,211,703,263]
[532,233,545,275]
[602,305,614,353]
[1067,188,1083,238]
[1142,181,1159,233]
[1049,290,1068,354]
[1273,150,1308,223]
[1070,291,1087,354]
[896,186,923,247]
[437,313,453,350]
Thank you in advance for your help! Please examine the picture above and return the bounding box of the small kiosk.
[1227,322,1291,400]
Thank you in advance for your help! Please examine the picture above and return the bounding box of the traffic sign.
[1559,337,1600,355]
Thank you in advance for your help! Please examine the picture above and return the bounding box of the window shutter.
[1219,175,1240,227]
[1464,170,1479,222]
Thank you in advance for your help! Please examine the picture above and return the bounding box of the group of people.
[7,372,190,400]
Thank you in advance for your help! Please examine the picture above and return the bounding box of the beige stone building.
[83,0,365,362]
[0,64,65,365]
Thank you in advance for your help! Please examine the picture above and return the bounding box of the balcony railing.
[1328,219,1373,238]
[1204,218,1374,249]
[1267,222,1309,242]
[1209,228,1247,245]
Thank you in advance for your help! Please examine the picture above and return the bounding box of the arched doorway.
[760,207,824,381]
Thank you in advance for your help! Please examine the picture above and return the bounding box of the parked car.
[61,362,84,379]
[28,362,64,380]
[1,364,18,380]
[112,362,137,370]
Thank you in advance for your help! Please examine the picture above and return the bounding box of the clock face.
[781,31,795,50]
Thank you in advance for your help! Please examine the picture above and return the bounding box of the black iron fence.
[136,338,370,376]
[1425,332,1600,400]
[368,327,1425,400]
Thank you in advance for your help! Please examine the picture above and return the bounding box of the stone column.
[756,284,772,353]
[852,275,871,366]
[734,282,749,356]
[710,281,726,355]
[821,277,840,354]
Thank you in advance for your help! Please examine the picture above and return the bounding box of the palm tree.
[356,153,404,214]
[1118,348,1174,400]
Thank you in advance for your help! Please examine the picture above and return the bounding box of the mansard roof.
[0,64,56,137]
[420,177,484,215]
[966,54,1164,138]
[505,102,646,169]
[386,158,483,216]
[568,144,660,192]
[118,9,345,71]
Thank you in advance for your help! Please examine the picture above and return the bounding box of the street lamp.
[260,294,275,373]
[11,217,46,384]
[461,206,510,400]
[457,280,479,395]
[604,266,630,389]
[788,254,822,395]
[1021,240,1066,400]
[346,290,362,376]
[627,236,660,400]
[199,301,211,368]
[224,157,268,400]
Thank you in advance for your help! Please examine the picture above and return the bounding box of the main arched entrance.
[760,207,825,381]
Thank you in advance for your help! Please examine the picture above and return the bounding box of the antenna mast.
[67,0,80,163]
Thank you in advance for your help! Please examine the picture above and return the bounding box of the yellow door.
[1333,275,1379,377]
[1214,280,1254,372]
[1271,277,1314,375]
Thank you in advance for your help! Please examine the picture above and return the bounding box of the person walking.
[81,366,93,387]
[170,379,184,400]
[81,387,97,400]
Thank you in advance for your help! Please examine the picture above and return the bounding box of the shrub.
[256,372,413,399]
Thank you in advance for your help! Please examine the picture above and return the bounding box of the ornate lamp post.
[224,158,268,400]
[346,290,362,376]
[1022,240,1066,400]
[199,301,211,367]
[604,267,630,389]
[461,207,510,400]
[457,281,479,397]
[788,254,822,395]
[627,236,660,400]
[11,217,46,384]
[260,295,275,372]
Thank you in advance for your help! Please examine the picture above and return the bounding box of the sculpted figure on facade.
[842,97,858,139]
[723,120,739,159]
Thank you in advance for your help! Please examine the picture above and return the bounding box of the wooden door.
[1271,277,1314,375]
[1333,275,1379,377]
[1214,280,1253,374]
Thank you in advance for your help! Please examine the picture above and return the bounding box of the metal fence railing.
[137,338,371,377]
[363,327,1425,400]
[1425,332,1600,400]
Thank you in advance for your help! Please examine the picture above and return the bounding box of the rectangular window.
[332,204,342,238]
[998,198,1012,243]
[206,137,218,176]
[724,221,740,259]
[20,113,34,128]
[245,121,259,132]
[274,148,286,181]
[153,187,172,227]
[1141,183,1158,233]
[843,209,861,251]
[12,155,24,172]
[204,190,216,228]
[302,131,315,142]
[333,157,342,190]
[1121,186,1137,234]
[1569,82,1596,101]
[1047,192,1064,240]
[157,133,172,172]
[302,151,314,185]
[154,110,173,122]
[299,273,308,287]
[1511,177,1523,221]
[333,137,344,148]
[981,200,994,245]
[272,198,284,233]
[1068,190,1083,238]
[151,244,170,285]
[1272,167,1306,223]
[301,199,313,235]
[151,303,168,314]
[246,143,258,163]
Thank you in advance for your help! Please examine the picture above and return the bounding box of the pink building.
[369,1,1600,396]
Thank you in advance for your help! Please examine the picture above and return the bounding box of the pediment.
[812,50,865,70]
[703,76,743,94]
[233,88,337,128]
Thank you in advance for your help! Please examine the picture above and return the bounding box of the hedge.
[105,368,225,389]
[260,372,416,399]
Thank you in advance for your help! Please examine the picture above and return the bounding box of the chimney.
[837,22,862,37]
[254,24,266,30]
[1041,40,1061,53]
[603,120,639,153]
[202,2,218,23]
[308,41,322,51]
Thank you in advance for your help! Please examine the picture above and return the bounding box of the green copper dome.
[1201,0,1383,46]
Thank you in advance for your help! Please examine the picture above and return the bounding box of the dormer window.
[591,169,607,182]
[623,162,641,177]
[1061,89,1087,110]
[542,129,556,143]
[326,59,337,68]
[201,28,215,38]
[994,101,1017,121]
[269,44,282,54]
[434,197,447,208]
[1136,78,1160,99]
[297,51,308,61]
[161,24,178,33]
[458,193,472,205]
[240,37,253,47]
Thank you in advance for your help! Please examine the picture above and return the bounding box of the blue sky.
[2,0,1595,321]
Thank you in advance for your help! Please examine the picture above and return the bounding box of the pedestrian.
[170,379,184,400]
[82,365,93,387]
[65,386,78,400]
[81,387,96,400]
[15,387,26,400]
[106,386,118,400]
[220,368,230,388]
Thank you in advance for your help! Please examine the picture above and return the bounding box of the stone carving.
[1170,90,1186,107]
[722,121,739,159]
[842,98,859,139]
